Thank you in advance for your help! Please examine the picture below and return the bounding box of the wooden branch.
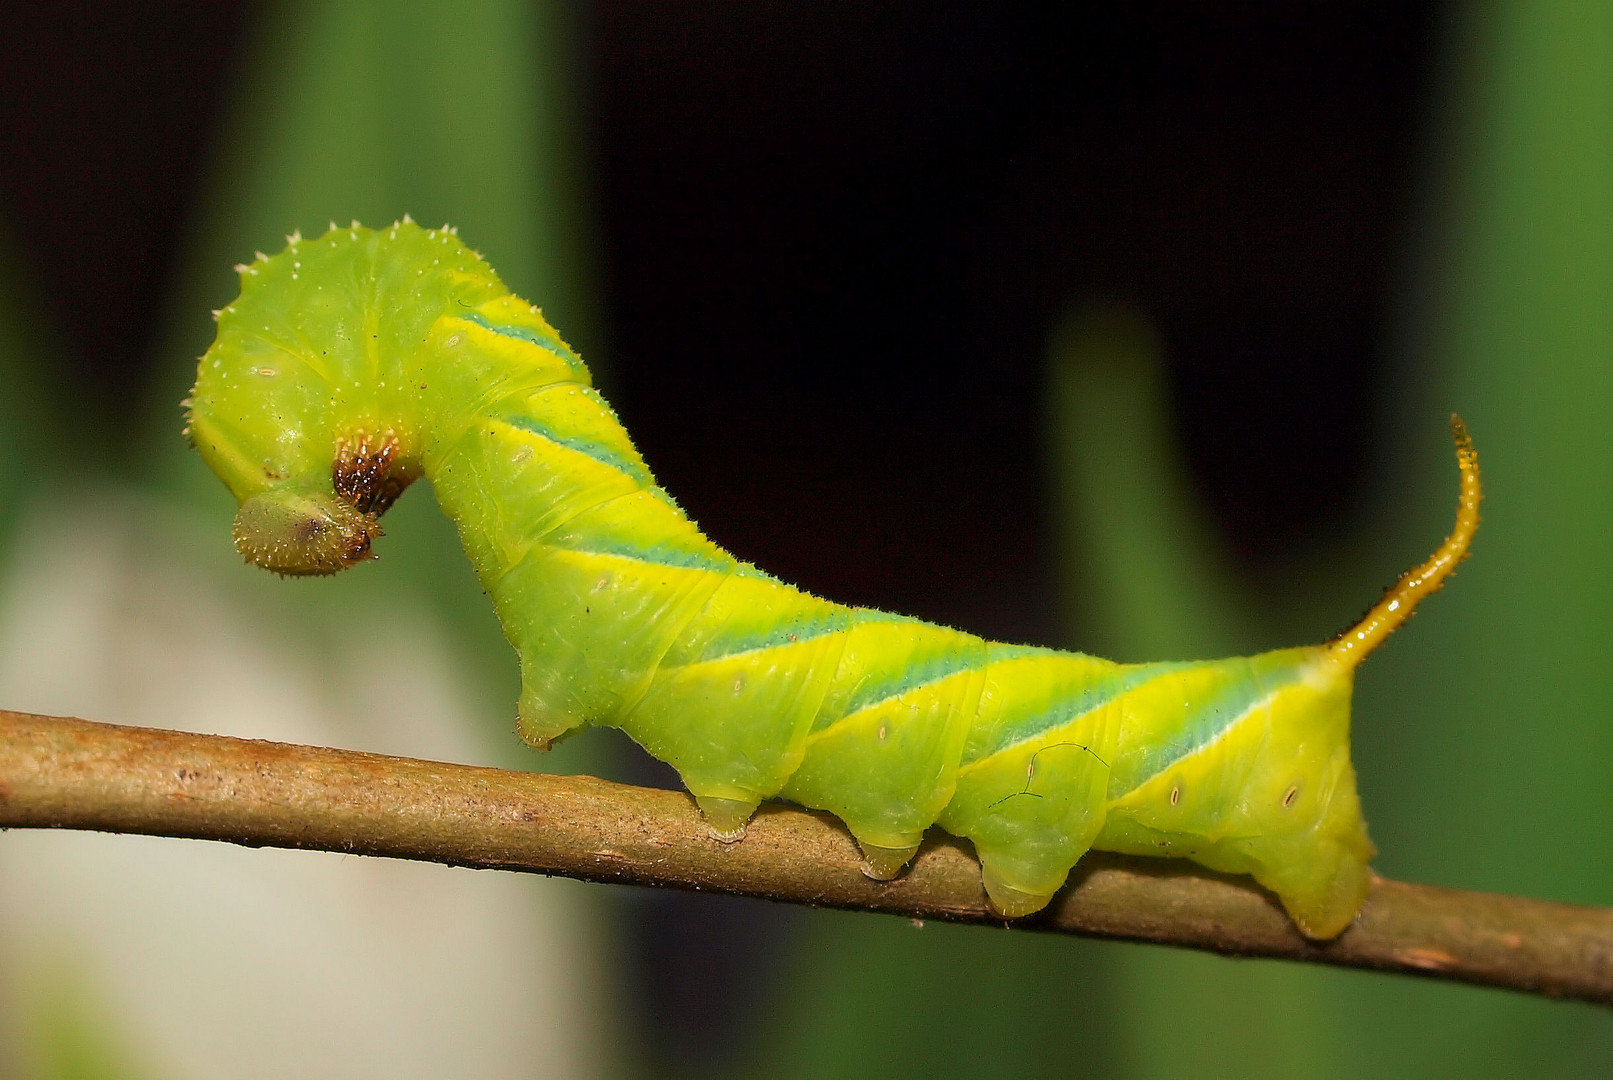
[3,709,1610,1006]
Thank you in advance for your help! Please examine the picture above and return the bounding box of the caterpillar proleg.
[186,222,1480,939]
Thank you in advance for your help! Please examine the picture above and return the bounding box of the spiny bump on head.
[333,428,417,516]
[178,392,196,443]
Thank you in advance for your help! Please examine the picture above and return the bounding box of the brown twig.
[2,709,1609,1005]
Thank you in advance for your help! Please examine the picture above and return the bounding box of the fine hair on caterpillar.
[186,220,1481,940]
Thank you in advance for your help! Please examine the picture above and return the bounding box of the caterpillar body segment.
[187,223,1478,940]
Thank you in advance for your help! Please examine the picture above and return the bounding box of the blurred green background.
[0,1,1609,1077]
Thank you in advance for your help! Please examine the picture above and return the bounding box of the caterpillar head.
[186,220,504,575]
[232,477,382,576]
[225,428,416,575]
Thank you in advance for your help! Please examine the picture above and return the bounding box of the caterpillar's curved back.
[187,221,1480,939]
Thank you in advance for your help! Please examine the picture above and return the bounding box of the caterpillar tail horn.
[1329,414,1481,669]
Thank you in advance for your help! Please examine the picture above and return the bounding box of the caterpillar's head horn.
[232,479,382,576]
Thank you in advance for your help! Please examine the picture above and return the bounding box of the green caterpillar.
[185,220,1480,939]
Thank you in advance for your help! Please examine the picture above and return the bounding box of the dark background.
[0,1,1438,625]
[0,2,1441,1070]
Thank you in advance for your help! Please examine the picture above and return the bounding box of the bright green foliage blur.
[1049,0,1613,1075]
[15,973,154,1080]
[744,3,1613,1079]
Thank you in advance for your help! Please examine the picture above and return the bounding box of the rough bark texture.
[2,709,1609,1005]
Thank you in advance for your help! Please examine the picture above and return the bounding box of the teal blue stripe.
[976,657,1192,762]
[688,608,852,664]
[837,614,985,717]
[983,643,1064,664]
[1106,654,1308,797]
[462,311,585,374]
[501,412,653,486]
[545,528,733,573]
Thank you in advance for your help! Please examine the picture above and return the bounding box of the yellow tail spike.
[1330,414,1482,669]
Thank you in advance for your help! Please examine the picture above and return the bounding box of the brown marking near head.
[333,429,417,515]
